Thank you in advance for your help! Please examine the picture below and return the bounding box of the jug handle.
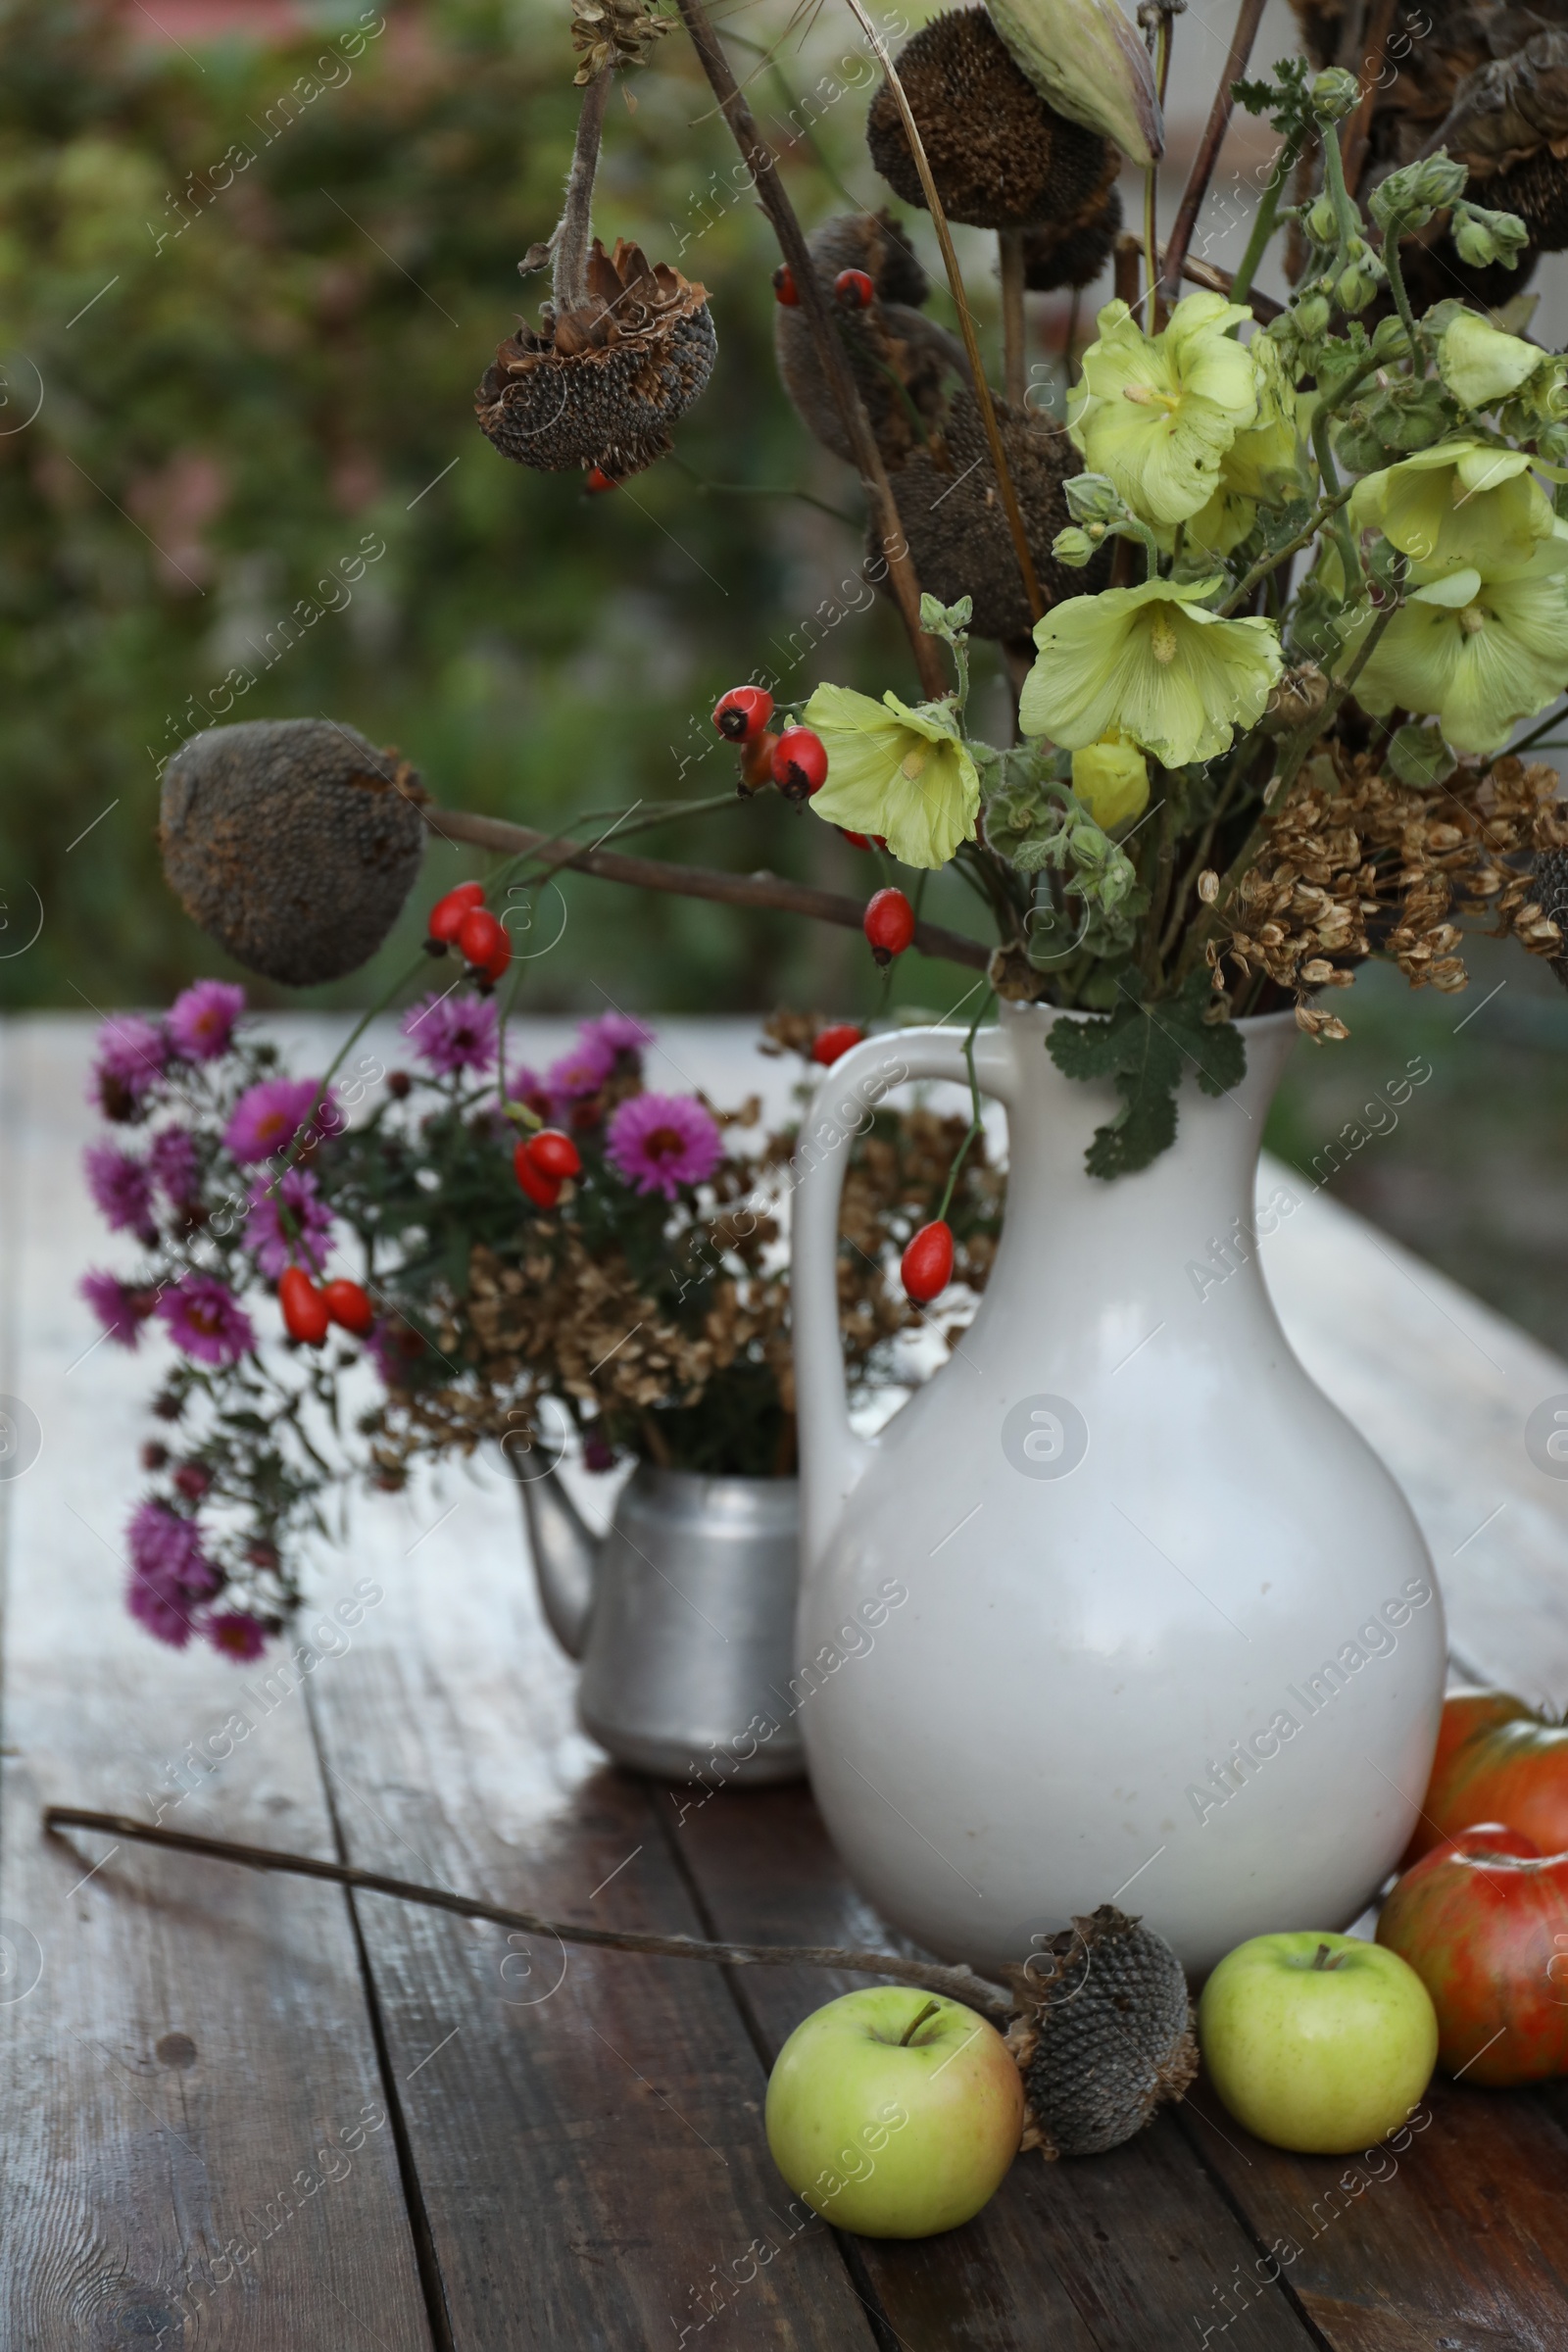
[791,1022,1016,1571]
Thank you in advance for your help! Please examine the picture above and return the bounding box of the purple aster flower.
[579,1011,655,1060]
[90,1014,168,1119]
[148,1126,199,1207]
[125,1498,221,1648]
[83,1143,154,1238]
[156,1275,256,1367]
[401,991,499,1078]
[167,979,246,1063]
[80,1270,158,1349]
[208,1611,269,1661]
[545,1035,615,1105]
[247,1166,335,1278]
[367,1316,426,1388]
[506,1067,556,1124]
[605,1094,724,1201]
[223,1076,336,1163]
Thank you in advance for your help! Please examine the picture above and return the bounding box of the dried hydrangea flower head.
[476,50,714,483]
[865,7,1119,234]
[160,717,427,987]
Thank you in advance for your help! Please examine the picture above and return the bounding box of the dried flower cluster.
[1213,752,1568,1038]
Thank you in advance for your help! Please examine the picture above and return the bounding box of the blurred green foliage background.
[4,0,1568,1358]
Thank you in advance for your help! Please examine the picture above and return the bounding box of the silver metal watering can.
[503,1446,806,1785]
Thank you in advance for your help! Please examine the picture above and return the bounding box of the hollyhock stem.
[43,1806,1016,2024]
[554,66,612,313]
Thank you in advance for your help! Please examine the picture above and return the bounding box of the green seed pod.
[1309,68,1359,123]
[1053,525,1096,566]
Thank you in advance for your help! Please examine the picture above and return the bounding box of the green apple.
[1199,1931,1438,2154]
[764,1986,1023,2239]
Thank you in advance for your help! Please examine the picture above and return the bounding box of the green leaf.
[1048,970,1246,1179]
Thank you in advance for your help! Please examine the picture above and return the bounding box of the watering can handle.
[791,1023,1016,1571]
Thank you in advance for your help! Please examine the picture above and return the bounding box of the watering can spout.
[505,1445,599,1659]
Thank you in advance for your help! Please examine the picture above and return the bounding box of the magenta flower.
[208,1611,269,1661]
[368,1317,426,1388]
[550,1035,615,1105]
[149,1126,198,1207]
[223,1076,335,1163]
[605,1093,723,1200]
[125,1499,220,1648]
[247,1166,335,1278]
[83,1143,155,1238]
[168,979,246,1062]
[90,1014,168,1118]
[80,1271,158,1349]
[580,1011,655,1059]
[157,1275,256,1367]
[507,1067,555,1124]
[401,990,499,1078]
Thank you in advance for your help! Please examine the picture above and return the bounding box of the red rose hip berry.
[811,1023,864,1067]
[427,881,485,950]
[514,1138,563,1209]
[322,1278,375,1336]
[457,906,506,971]
[526,1129,582,1181]
[773,264,800,306]
[712,685,774,745]
[279,1266,331,1345]
[901,1220,954,1305]
[835,268,874,308]
[863,887,915,964]
[771,726,828,801]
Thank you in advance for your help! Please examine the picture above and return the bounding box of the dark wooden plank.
[1179,2069,1568,2352]
[300,1453,882,2350]
[0,1017,433,2349]
[673,1782,1314,2352]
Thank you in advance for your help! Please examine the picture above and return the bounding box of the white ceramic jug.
[791,1004,1446,1978]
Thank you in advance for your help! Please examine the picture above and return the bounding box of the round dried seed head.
[866,7,1113,230]
[160,718,427,987]
[476,237,716,481]
[1003,1905,1199,2160]
[1021,184,1123,291]
[876,385,1107,643]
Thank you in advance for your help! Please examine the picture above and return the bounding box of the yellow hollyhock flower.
[804,683,980,869]
[1438,313,1545,412]
[1349,438,1555,578]
[1351,542,1568,755]
[1072,734,1150,826]
[1068,292,1261,530]
[1019,577,1283,767]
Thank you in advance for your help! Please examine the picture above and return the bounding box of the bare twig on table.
[672,0,947,698]
[423,803,993,970]
[43,1806,1015,2023]
[1157,0,1268,314]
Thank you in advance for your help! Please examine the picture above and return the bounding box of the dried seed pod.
[160,718,427,987]
[866,6,1116,232]
[774,212,970,467]
[1020,188,1123,292]
[476,237,716,481]
[569,0,671,83]
[1531,844,1568,988]
[1003,1905,1198,2159]
[875,384,1102,642]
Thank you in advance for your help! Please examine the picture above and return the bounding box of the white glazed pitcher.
[791,1003,1446,1978]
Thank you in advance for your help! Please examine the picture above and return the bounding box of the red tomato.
[1407,1689,1566,1862]
[278,1266,330,1346]
[1377,1825,1568,2086]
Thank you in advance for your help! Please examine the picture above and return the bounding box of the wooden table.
[5,1011,1568,2350]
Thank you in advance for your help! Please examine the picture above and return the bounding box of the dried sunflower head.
[476,237,715,480]
[866,5,1118,231]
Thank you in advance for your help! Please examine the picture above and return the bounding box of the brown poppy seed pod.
[476,237,716,482]
[866,6,1116,232]
[1003,1905,1199,2159]
[1021,185,1124,292]
[875,384,1102,643]
[774,211,970,468]
[160,718,427,987]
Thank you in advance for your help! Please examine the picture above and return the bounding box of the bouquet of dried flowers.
[80,983,1001,1656]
